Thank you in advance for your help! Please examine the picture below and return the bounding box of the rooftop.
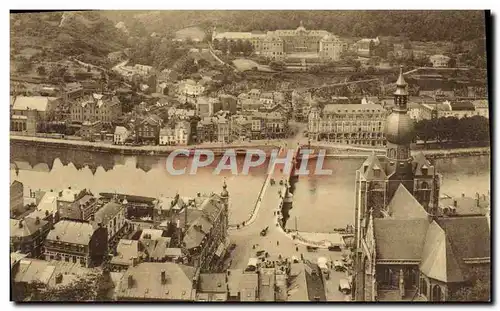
[46,220,95,246]
[12,96,58,112]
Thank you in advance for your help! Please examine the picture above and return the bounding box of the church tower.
[384,66,415,200]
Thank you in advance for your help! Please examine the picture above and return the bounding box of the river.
[10,143,490,232]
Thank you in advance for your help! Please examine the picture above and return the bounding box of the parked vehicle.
[333,260,346,272]
[260,227,269,236]
[256,250,265,257]
[306,246,318,252]
[338,278,351,294]
[229,243,237,251]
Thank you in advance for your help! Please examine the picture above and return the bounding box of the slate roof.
[10,217,48,238]
[227,269,243,297]
[387,184,429,219]
[436,216,490,261]
[117,262,196,301]
[198,273,227,293]
[94,201,123,225]
[373,218,430,260]
[288,263,309,301]
[111,239,140,266]
[259,268,276,301]
[239,272,259,301]
[46,220,94,245]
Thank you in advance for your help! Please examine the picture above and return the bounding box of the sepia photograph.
[9,9,491,303]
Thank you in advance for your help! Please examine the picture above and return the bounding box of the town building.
[230,115,253,141]
[91,200,127,248]
[319,34,344,61]
[158,121,191,146]
[70,93,122,124]
[11,258,96,298]
[116,262,197,301]
[213,21,344,61]
[308,103,387,146]
[10,96,60,134]
[355,37,380,57]
[429,54,451,68]
[179,185,230,272]
[196,273,228,301]
[80,120,103,141]
[44,220,107,268]
[196,117,217,143]
[56,187,97,221]
[472,99,489,119]
[420,101,477,120]
[177,79,205,101]
[10,180,24,217]
[219,94,238,114]
[28,190,60,224]
[114,126,130,145]
[134,115,163,145]
[353,67,490,302]
[109,239,143,272]
[10,217,51,258]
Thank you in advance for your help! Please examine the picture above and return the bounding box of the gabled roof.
[359,153,386,180]
[412,152,435,176]
[373,218,429,260]
[12,96,57,112]
[387,184,429,219]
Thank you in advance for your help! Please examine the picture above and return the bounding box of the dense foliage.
[449,267,490,302]
[10,12,128,62]
[414,115,490,146]
[103,11,486,42]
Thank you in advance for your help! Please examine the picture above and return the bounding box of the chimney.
[184,207,188,232]
[18,220,23,229]
[55,273,63,284]
[453,200,457,208]
[90,214,95,221]
[132,256,137,267]
[127,275,134,288]
[161,270,167,284]
[35,217,40,225]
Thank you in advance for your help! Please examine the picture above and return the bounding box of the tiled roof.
[46,220,95,245]
[139,229,164,241]
[117,262,196,301]
[10,217,48,238]
[419,221,464,283]
[436,216,490,261]
[36,191,58,215]
[387,184,429,219]
[373,218,429,260]
[198,273,227,293]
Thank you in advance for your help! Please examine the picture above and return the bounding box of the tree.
[353,61,362,72]
[36,66,47,76]
[269,61,285,71]
[449,268,490,302]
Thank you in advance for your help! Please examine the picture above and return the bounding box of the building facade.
[10,217,51,258]
[44,220,107,268]
[70,93,121,124]
[308,103,387,146]
[56,188,97,221]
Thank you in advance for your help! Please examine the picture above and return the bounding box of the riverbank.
[10,134,279,156]
[10,134,490,159]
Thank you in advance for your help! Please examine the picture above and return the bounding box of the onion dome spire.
[394,65,408,97]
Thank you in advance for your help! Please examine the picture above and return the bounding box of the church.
[353,67,491,301]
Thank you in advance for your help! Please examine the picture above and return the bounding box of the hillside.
[10,11,129,65]
[99,10,487,42]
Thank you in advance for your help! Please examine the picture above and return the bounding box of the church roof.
[359,153,387,180]
[419,221,465,283]
[387,184,429,219]
[412,152,435,176]
[373,218,429,260]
